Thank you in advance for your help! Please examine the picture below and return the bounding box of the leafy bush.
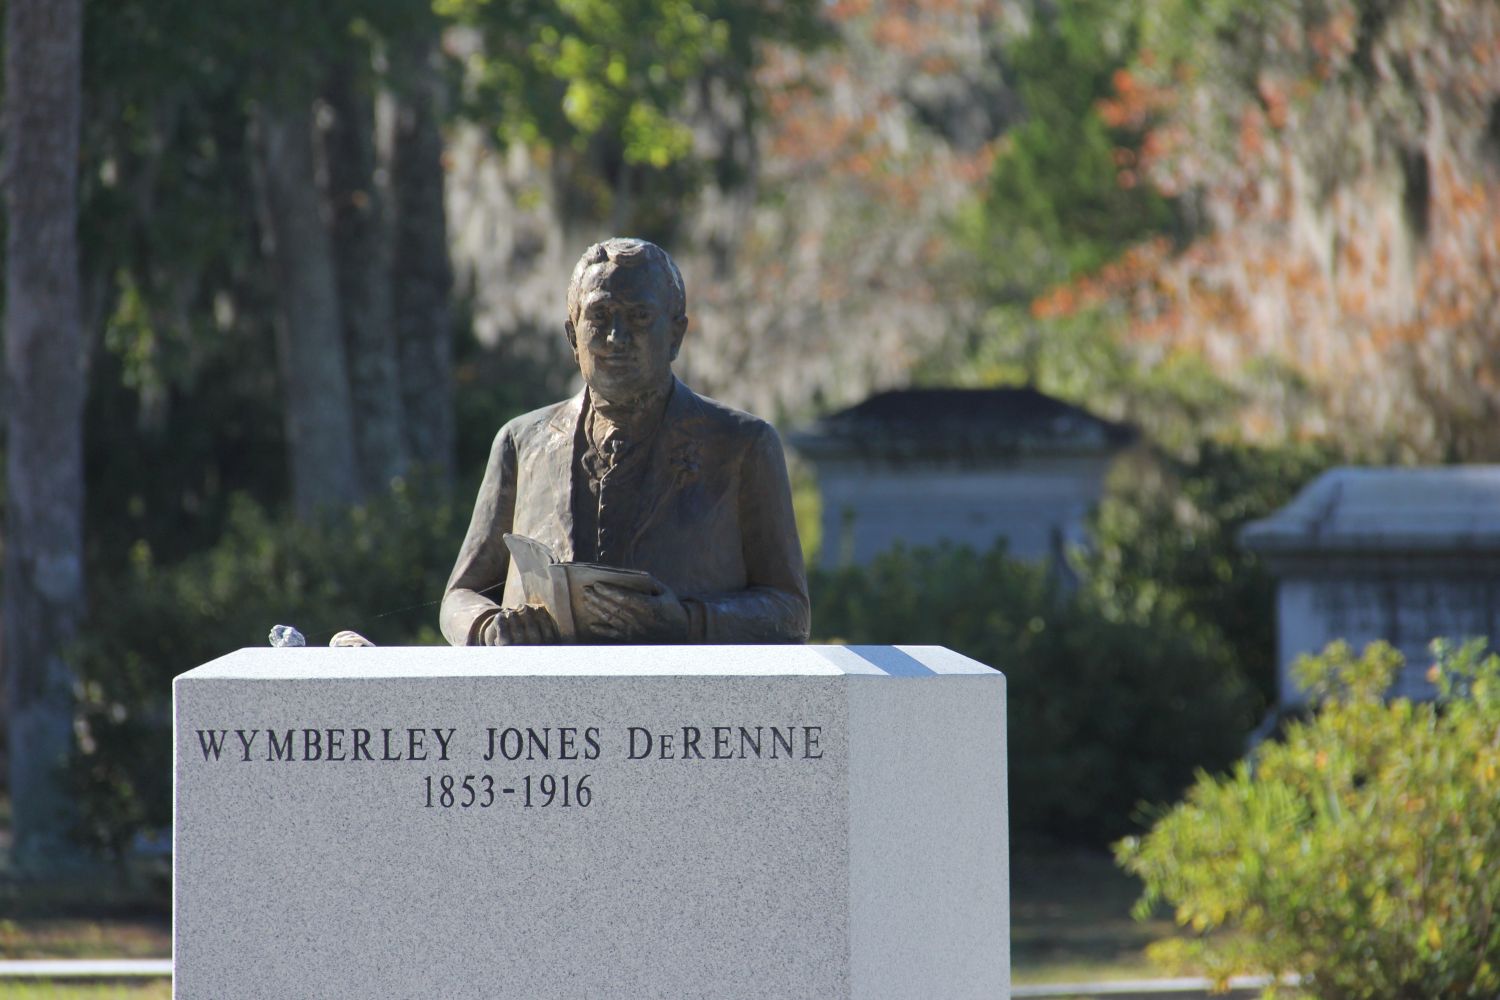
[68,484,465,859]
[1085,439,1338,707]
[1116,640,1500,999]
[811,542,1254,845]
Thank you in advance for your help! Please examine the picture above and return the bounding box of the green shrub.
[68,484,465,859]
[1084,439,1338,708]
[811,542,1254,845]
[1116,640,1500,999]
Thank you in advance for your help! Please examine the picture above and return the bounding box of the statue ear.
[565,320,578,353]
[669,315,687,361]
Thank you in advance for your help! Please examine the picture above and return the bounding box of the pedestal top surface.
[176,643,999,681]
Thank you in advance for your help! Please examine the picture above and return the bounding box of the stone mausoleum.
[790,387,1136,569]
[1241,466,1500,704]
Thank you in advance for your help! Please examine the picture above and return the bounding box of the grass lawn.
[1011,847,1176,985]
[0,877,169,962]
[0,984,171,1000]
[0,918,170,961]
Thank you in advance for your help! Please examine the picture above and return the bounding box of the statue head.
[565,238,688,403]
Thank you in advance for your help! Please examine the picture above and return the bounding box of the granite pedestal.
[173,645,1008,999]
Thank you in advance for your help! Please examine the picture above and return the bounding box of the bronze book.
[502,533,659,642]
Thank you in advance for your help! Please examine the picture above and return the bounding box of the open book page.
[503,533,660,642]
[502,534,576,638]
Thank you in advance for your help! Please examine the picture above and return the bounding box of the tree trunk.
[390,35,455,487]
[321,59,408,494]
[251,101,363,516]
[4,0,88,873]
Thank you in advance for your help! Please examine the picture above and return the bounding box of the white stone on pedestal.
[173,644,1008,999]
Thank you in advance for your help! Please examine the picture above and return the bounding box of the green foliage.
[1117,640,1500,999]
[1085,439,1340,706]
[87,0,423,103]
[85,292,289,567]
[929,306,1248,452]
[442,0,823,154]
[78,0,445,569]
[787,457,822,569]
[961,0,1173,300]
[944,1,1191,440]
[440,0,826,236]
[811,542,1253,845]
[68,486,466,858]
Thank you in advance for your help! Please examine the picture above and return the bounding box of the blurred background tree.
[5,0,88,875]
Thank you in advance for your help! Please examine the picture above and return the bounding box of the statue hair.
[567,238,686,322]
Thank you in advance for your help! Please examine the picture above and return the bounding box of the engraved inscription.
[421,774,593,809]
[189,722,828,811]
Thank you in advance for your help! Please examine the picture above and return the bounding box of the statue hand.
[482,604,560,645]
[582,580,689,643]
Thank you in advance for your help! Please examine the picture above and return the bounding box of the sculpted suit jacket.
[441,378,811,646]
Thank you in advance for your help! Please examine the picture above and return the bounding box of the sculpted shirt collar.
[584,379,673,454]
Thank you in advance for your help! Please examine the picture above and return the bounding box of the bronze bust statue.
[441,238,810,646]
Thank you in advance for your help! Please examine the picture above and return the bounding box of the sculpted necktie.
[586,386,668,565]
[594,427,630,564]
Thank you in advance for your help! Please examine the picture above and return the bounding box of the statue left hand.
[482,604,560,645]
[582,580,689,643]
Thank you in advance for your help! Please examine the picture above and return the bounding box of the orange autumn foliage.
[1043,0,1500,459]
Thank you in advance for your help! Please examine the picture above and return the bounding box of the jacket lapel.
[627,378,704,552]
[538,389,586,560]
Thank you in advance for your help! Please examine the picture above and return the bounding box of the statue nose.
[606,316,630,345]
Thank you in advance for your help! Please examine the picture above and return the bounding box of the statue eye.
[631,308,653,324]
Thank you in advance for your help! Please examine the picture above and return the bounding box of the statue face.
[566,263,687,402]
